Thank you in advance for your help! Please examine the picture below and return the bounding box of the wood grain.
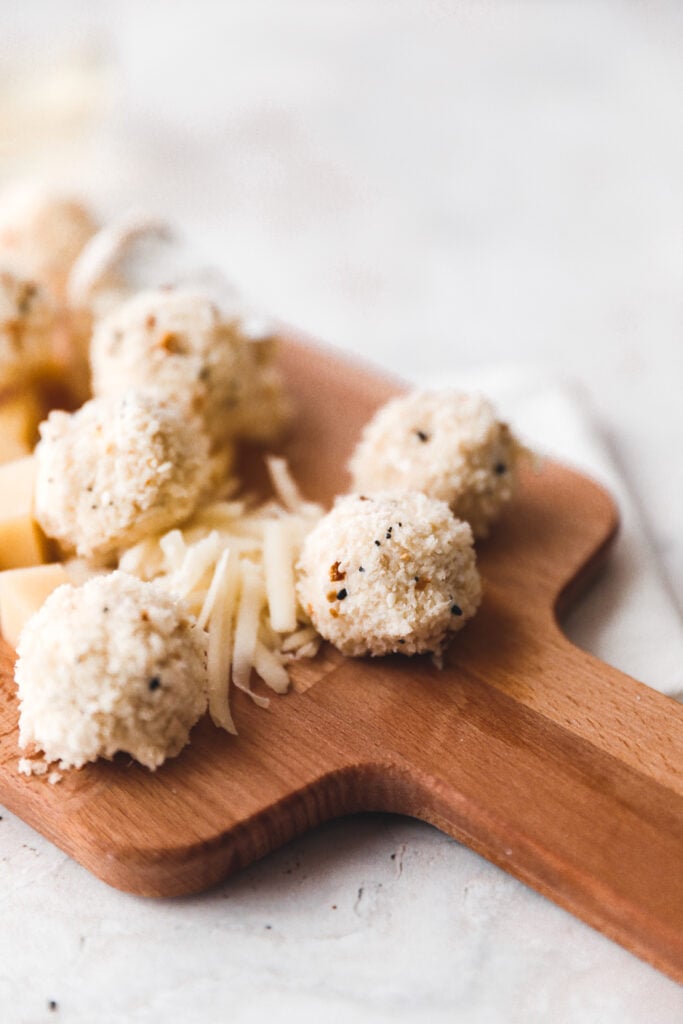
[0,334,681,983]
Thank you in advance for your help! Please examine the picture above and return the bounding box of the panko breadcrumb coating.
[296,491,481,658]
[34,392,213,561]
[0,268,56,388]
[15,572,208,770]
[90,287,289,445]
[0,186,97,299]
[349,390,526,538]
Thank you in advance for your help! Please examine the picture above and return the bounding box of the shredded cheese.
[253,640,290,694]
[232,561,267,706]
[206,548,238,733]
[281,626,319,654]
[266,455,321,517]
[116,457,322,732]
[159,529,186,568]
[263,519,297,633]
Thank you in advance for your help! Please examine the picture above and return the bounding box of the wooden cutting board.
[0,336,681,982]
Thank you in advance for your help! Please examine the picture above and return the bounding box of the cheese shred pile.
[118,456,322,733]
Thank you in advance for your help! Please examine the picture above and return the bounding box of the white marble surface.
[1,2,682,1021]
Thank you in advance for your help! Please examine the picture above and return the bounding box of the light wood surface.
[0,336,681,982]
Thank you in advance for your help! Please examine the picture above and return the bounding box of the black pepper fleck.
[48,1001,58,1012]
[374,540,381,547]
[336,588,347,600]
[148,676,162,691]
[358,566,365,572]
[415,430,429,442]
[451,604,463,616]
[494,462,507,475]
[102,606,109,613]
[385,527,393,539]
[398,639,406,645]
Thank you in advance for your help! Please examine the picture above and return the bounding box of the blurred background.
[2,4,683,1021]
[1,1,682,614]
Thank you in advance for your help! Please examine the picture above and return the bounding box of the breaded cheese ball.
[0,185,97,299]
[35,391,212,561]
[296,491,481,658]
[0,267,56,388]
[90,287,289,445]
[349,390,526,538]
[15,571,208,770]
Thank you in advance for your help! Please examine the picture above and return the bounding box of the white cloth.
[1,372,682,1024]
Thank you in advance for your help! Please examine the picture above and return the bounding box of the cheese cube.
[0,457,48,569]
[0,391,42,464]
[0,562,70,649]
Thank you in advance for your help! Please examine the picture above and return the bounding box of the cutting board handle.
[312,625,683,983]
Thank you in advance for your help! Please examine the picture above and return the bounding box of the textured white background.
[1,2,682,1021]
